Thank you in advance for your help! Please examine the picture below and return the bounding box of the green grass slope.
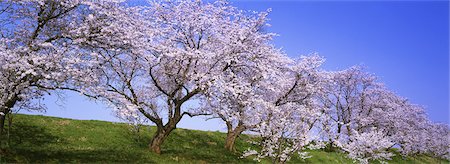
[0,114,447,163]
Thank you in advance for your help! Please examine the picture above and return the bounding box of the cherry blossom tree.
[392,105,449,159]
[78,0,292,154]
[318,66,383,148]
[337,129,394,164]
[424,123,450,159]
[0,0,103,136]
[0,0,145,141]
[201,45,290,152]
[242,55,327,163]
[317,66,450,163]
[317,67,410,163]
[198,9,293,151]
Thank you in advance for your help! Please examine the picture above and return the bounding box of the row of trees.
[0,0,448,163]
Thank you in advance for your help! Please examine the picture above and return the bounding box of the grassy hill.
[0,114,447,163]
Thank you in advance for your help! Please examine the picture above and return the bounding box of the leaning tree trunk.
[148,116,179,154]
[143,88,200,154]
[224,130,239,151]
[149,127,173,154]
[224,123,246,152]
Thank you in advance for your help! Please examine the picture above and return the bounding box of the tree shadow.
[6,122,60,147]
[0,121,60,162]
[1,121,157,163]
[7,148,157,163]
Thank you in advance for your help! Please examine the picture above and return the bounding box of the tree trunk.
[6,113,13,145]
[225,131,238,151]
[0,113,5,137]
[0,107,10,137]
[327,139,336,152]
[149,123,176,154]
[224,124,245,152]
[149,131,166,154]
[0,97,17,137]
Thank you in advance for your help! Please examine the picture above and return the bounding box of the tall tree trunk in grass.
[224,121,247,152]
[0,98,16,137]
[146,98,201,154]
[0,107,11,147]
[6,113,13,145]
[149,131,166,154]
[0,112,6,137]
[149,119,177,154]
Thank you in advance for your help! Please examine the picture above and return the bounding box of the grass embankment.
[0,114,447,163]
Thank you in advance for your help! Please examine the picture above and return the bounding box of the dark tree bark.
[0,97,17,137]
[0,113,6,137]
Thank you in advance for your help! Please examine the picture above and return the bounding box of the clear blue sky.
[21,1,449,130]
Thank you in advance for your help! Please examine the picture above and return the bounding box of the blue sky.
[21,1,449,130]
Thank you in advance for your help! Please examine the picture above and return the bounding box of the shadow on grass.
[8,148,157,163]
[2,121,157,163]
[7,122,59,146]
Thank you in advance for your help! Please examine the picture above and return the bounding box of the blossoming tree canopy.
[76,0,292,154]
[0,0,126,136]
[1,0,448,162]
[241,55,328,163]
